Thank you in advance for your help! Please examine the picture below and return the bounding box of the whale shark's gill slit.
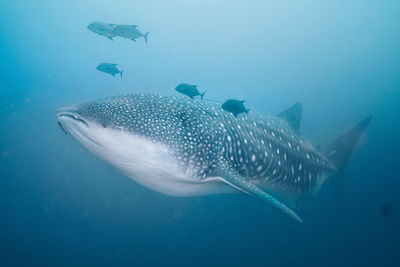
[183,154,193,175]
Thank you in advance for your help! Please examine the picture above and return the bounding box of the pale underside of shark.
[57,93,371,223]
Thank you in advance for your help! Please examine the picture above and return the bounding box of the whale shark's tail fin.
[326,115,372,198]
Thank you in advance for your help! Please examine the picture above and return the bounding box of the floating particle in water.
[380,202,393,216]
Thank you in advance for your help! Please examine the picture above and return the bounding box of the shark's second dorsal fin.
[277,103,303,135]
[213,160,303,223]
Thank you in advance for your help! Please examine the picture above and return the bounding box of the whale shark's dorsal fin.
[277,103,303,135]
[213,160,303,223]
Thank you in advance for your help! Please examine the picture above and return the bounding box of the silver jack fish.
[112,25,149,43]
[96,63,124,77]
[87,21,116,40]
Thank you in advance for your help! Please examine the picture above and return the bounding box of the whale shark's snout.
[56,105,89,135]
[56,103,108,153]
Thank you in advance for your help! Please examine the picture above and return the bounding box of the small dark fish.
[221,99,249,117]
[96,63,124,77]
[380,202,393,216]
[175,83,206,100]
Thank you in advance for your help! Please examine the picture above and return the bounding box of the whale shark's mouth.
[57,112,90,138]
[57,112,89,127]
[56,111,103,147]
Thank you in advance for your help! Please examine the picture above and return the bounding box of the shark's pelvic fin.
[277,103,303,135]
[326,115,372,198]
[214,160,303,223]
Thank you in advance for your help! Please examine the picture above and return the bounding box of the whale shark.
[57,93,371,223]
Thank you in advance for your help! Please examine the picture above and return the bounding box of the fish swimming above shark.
[96,63,124,77]
[112,25,149,43]
[175,83,206,100]
[222,99,249,117]
[56,93,371,223]
[87,21,116,40]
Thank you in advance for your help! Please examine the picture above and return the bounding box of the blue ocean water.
[1,0,400,266]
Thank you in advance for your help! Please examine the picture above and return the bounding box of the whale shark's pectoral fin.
[277,103,302,135]
[214,160,303,223]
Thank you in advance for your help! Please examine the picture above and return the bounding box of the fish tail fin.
[200,91,206,101]
[325,115,372,198]
[108,36,114,41]
[120,70,124,77]
[143,31,149,43]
